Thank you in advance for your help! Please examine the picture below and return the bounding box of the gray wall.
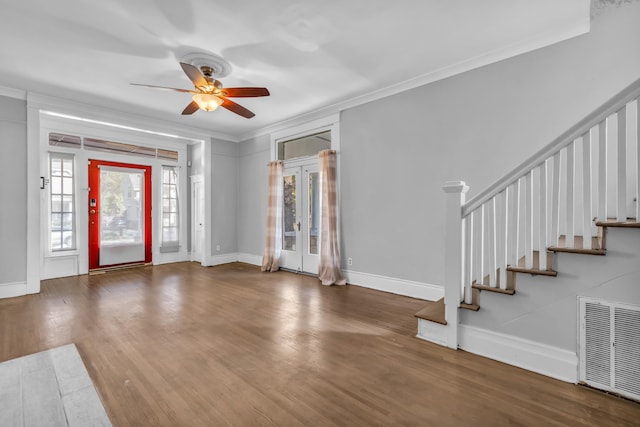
[235,2,640,352]
[211,137,239,255]
[0,96,27,284]
[237,135,270,257]
[339,2,640,287]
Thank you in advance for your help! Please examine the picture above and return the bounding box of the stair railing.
[445,78,640,307]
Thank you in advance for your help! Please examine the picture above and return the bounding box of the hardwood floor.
[1,262,638,426]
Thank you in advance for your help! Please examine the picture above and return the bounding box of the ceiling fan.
[132,62,269,119]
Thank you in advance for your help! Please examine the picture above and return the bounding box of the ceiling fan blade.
[180,62,209,89]
[221,98,255,119]
[181,101,200,115]
[223,87,270,98]
[130,83,196,94]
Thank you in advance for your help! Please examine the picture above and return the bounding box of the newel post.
[442,181,469,349]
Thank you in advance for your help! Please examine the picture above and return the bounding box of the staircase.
[416,78,640,349]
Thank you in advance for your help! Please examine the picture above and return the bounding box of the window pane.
[51,213,62,228]
[63,195,73,213]
[62,177,73,195]
[283,174,296,251]
[52,195,62,212]
[277,130,331,161]
[51,176,62,194]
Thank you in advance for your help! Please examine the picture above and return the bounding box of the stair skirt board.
[458,324,578,383]
[416,318,449,347]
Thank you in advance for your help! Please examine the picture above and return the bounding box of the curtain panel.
[261,161,284,272]
[318,150,346,285]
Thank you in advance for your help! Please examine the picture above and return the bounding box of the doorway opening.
[88,160,152,270]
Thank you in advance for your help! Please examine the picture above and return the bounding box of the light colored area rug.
[0,343,111,426]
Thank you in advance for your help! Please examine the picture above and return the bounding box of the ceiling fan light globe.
[192,93,223,111]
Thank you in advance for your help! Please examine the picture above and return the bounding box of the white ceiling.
[0,0,590,140]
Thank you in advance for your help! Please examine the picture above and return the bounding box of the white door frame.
[190,174,204,263]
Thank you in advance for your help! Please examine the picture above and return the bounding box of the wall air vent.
[579,297,640,401]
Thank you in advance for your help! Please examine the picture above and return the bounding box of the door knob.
[90,209,96,214]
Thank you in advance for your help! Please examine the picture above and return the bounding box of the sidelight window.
[161,166,179,248]
[49,153,75,251]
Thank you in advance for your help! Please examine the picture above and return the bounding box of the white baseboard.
[207,253,240,266]
[155,251,190,265]
[237,253,262,266]
[458,324,578,383]
[343,269,443,301]
[0,281,28,299]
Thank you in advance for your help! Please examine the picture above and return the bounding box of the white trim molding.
[0,282,28,299]
[0,85,27,100]
[343,269,443,301]
[458,324,579,383]
[416,319,448,347]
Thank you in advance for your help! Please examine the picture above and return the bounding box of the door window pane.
[283,174,297,251]
[308,172,319,255]
[100,169,143,246]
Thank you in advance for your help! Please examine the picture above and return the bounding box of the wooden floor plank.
[1,262,638,426]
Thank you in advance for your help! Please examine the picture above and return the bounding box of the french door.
[88,160,152,270]
[280,163,319,273]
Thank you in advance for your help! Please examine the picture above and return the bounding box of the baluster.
[566,141,575,247]
[539,161,548,269]
[524,172,533,268]
[550,152,561,246]
[485,199,496,286]
[464,214,473,304]
[598,120,608,221]
[496,189,508,289]
[507,182,519,269]
[582,130,593,249]
[473,208,484,287]
[617,106,627,222]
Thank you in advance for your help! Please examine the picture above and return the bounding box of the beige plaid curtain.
[261,161,284,272]
[318,150,346,285]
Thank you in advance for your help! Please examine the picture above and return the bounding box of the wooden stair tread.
[506,266,558,276]
[595,219,640,228]
[549,235,604,253]
[548,246,606,255]
[414,298,447,325]
[460,302,480,311]
[471,283,515,295]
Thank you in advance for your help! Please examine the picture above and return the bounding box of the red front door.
[88,160,152,270]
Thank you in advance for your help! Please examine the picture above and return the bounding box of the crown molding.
[0,85,27,100]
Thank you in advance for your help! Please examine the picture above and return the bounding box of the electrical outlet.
[216,245,221,251]
[347,257,353,266]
